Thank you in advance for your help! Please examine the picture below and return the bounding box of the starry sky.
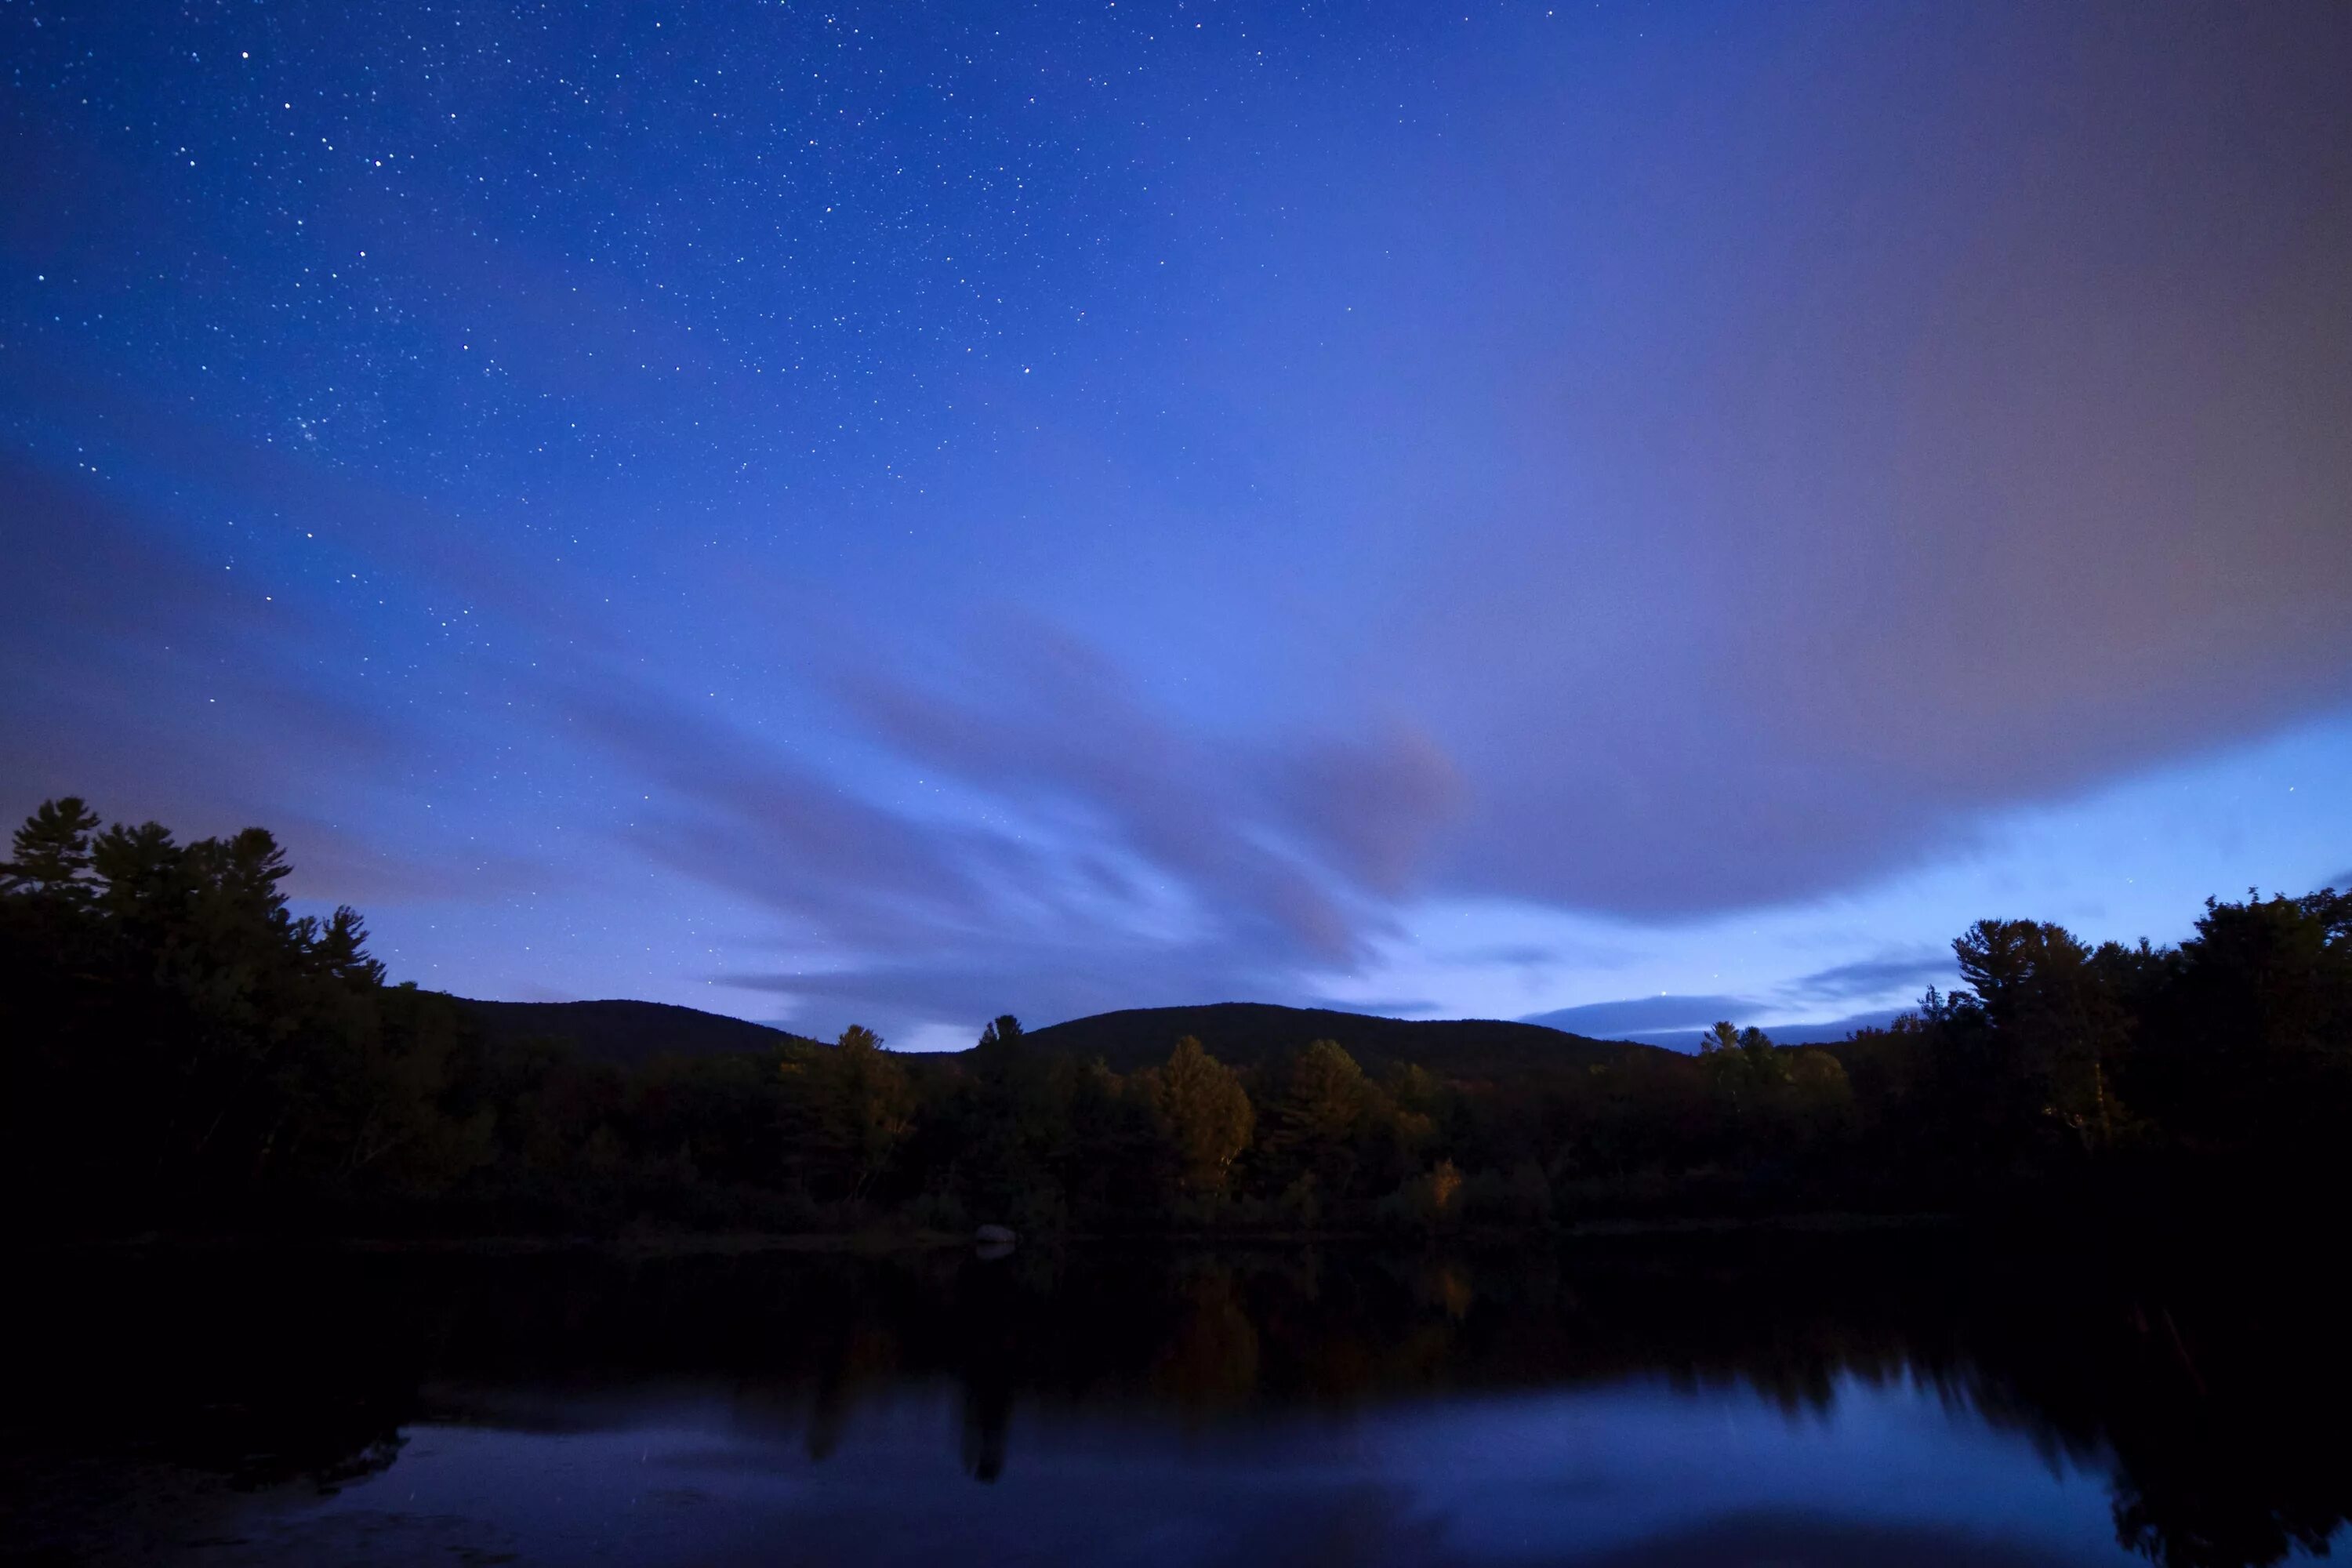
[5,1,2349,1051]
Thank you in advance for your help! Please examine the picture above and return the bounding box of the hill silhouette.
[1018,1002,1657,1076]
[455,998,815,1066]
[449,996,1653,1077]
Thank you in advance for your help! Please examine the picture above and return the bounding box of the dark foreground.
[4,1229,2346,1567]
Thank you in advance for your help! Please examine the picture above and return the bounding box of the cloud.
[831,630,1349,955]
[1277,727,1463,896]
[1523,989,1925,1051]
[1594,1007,1916,1051]
[1784,949,1955,1005]
[1521,995,1755,1039]
[1339,3,2352,916]
[1457,944,1565,969]
[826,622,1462,964]
[1303,996,1450,1019]
[568,650,1443,1038]
[0,455,441,835]
[1759,1010,1912,1047]
[563,685,1004,949]
[274,818,553,907]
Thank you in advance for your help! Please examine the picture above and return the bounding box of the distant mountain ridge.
[453,997,815,1065]
[452,996,1661,1076]
[1017,1002,1661,1075]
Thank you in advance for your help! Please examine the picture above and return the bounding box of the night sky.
[5,2,2348,1050]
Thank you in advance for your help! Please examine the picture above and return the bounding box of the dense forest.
[4,797,2347,1238]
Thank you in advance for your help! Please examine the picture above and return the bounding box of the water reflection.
[4,1233,2344,1566]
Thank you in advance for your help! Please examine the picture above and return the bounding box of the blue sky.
[4,1,2347,1051]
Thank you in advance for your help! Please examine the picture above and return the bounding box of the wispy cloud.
[1522,995,1755,1039]
[564,638,1464,1036]
[1784,949,1955,1005]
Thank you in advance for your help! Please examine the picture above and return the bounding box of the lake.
[5,1229,2343,1566]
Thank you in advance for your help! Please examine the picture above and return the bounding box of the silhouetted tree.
[1700,1022,1789,1123]
[2129,889,2352,1162]
[953,1011,1068,1226]
[1950,918,2136,1153]
[2,799,485,1225]
[782,1025,913,1201]
[2,795,100,900]
[1149,1036,1254,1198]
[1264,1039,1369,1203]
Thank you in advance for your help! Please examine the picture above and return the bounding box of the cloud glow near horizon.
[4,2,2348,1051]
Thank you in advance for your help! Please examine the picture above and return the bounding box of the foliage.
[781,1025,914,1200]
[1146,1036,1254,1197]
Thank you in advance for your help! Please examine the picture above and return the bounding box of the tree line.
[4,797,2347,1236]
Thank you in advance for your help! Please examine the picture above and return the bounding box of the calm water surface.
[5,1234,2343,1566]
